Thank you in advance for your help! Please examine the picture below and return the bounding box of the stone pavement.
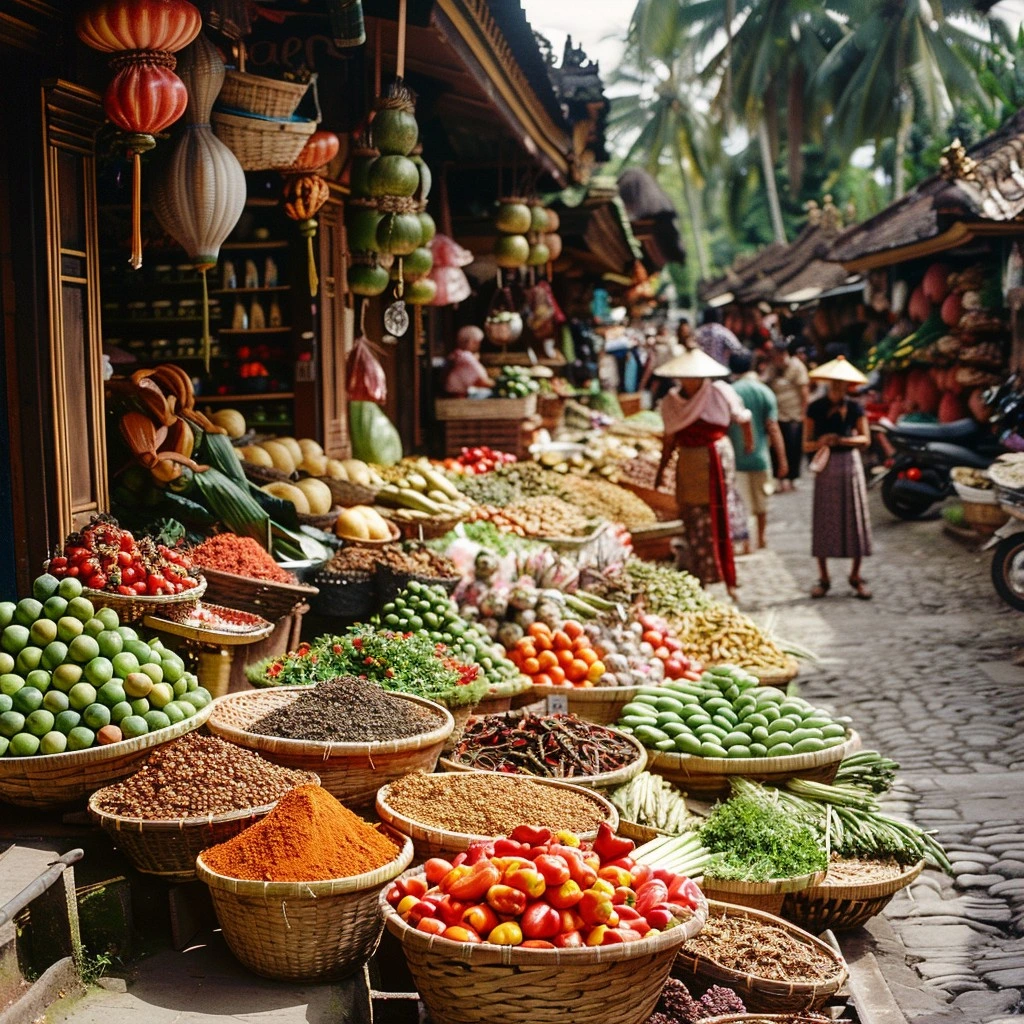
[738,483,1024,1024]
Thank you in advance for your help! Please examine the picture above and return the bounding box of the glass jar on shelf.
[126,301,147,320]
[152,300,173,319]
[177,298,198,319]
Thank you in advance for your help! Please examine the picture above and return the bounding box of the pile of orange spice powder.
[202,784,399,881]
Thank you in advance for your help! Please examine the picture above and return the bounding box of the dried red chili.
[191,535,297,584]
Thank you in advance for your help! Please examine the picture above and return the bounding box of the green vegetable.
[350,401,403,466]
[609,771,692,835]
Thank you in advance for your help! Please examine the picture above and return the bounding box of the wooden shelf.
[199,392,295,402]
[218,327,291,335]
[212,286,291,295]
[221,240,289,251]
[103,318,216,328]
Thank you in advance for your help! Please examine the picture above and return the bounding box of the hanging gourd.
[76,0,202,269]
[151,32,246,371]
[494,197,531,270]
[281,129,339,297]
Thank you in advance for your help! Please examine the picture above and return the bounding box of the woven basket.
[748,658,801,686]
[297,506,341,531]
[201,567,317,620]
[700,1016,843,1023]
[337,520,401,547]
[308,569,376,619]
[241,461,295,486]
[205,687,454,807]
[375,562,459,605]
[394,515,465,541]
[781,859,924,932]
[528,683,639,725]
[473,692,512,715]
[83,578,207,625]
[381,867,707,1024]
[963,500,1008,535]
[648,730,860,798]
[700,872,826,916]
[219,69,312,118]
[320,477,378,508]
[88,772,320,882]
[440,724,648,791]
[443,702,477,752]
[197,826,412,981]
[375,774,619,860]
[212,110,317,171]
[0,704,213,809]
[674,901,848,1014]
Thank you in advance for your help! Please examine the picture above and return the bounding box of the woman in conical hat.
[654,347,753,598]
[803,356,873,599]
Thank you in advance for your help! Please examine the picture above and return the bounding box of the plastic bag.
[346,334,387,404]
[431,232,474,268]
[429,265,471,306]
[523,280,564,341]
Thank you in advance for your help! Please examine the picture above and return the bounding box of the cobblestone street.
[738,484,1024,1024]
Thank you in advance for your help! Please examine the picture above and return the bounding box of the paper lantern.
[292,130,340,172]
[152,33,246,370]
[76,0,201,269]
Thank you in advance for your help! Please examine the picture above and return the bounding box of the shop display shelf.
[199,392,295,402]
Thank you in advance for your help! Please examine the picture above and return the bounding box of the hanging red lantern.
[76,0,202,270]
[292,130,340,172]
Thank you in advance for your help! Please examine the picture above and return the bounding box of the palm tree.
[814,0,1002,198]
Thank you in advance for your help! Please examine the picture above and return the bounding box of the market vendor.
[443,325,492,396]
[654,349,753,599]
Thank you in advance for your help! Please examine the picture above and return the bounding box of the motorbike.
[984,500,1024,612]
[872,418,999,520]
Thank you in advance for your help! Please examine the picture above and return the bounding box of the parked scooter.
[872,418,998,520]
[985,502,1024,612]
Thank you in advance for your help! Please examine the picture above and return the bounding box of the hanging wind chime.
[282,130,340,297]
[76,0,203,270]
[151,32,247,371]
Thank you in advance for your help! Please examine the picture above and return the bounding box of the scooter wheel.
[991,534,1024,612]
[880,470,933,520]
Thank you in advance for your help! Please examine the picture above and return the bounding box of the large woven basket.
[781,859,924,932]
[201,567,317,620]
[219,69,312,118]
[83,578,207,625]
[440,724,648,791]
[375,774,619,860]
[393,515,465,541]
[88,771,319,882]
[674,901,848,1014]
[0,704,213,809]
[380,867,708,1024]
[747,657,800,686]
[700,872,826,916]
[528,683,640,725]
[197,827,413,981]
[648,730,860,798]
[308,570,376,619]
[212,110,317,171]
[205,687,453,808]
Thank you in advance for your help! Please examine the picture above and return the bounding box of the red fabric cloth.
[676,420,736,589]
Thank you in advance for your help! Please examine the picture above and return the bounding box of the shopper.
[728,350,788,553]
[803,356,873,600]
[765,338,810,491]
[654,349,753,600]
[640,322,679,403]
[694,308,745,367]
[443,325,492,396]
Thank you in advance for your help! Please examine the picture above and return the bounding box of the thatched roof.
[617,168,686,269]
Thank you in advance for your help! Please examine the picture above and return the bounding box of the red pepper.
[405,900,442,926]
[493,838,530,857]
[598,866,633,888]
[635,879,669,916]
[644,906,674,931]
[545,880,583,909]
[521,939,556,949]
[616,928,646,942]
[534,854,570,887]
[630,863,653,889]
[417,917,447,936]
[559,908,585,932]
[550,846,597,889]
[611,885,636,906]
[485,884,527,916]
[447,860,501,902]
[579,889,615,928]
[593,823,634,864]
[509,825,552,846]
[424,858,454,886]
[442,925,481,944]
[553,930,584,948]
[669,876,702,909]
[520,903,561,940]
[438,898,468,927]
[463,840,495,865]
[462,903,499,936]
[504,867,545,900]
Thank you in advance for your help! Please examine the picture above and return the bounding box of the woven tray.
[197,826,412,981]
[781,859,924,932]
[700,872,826,916]
[528,683,639,725]
[83,578,207,625]
[212,109,317,172]
[440,724,648,791]
[241,461,296,486]
[380,867,707,1024]
[88,771,320,882]
[0,704,213,809]
[205,687,453,808]
[749,658,801,686]
[648,730,861,798]
[297,506,341,530]
[321,477,378,508]
[201,567,318,620]
[375,774,619,860]
[674,901,848,1014]
[142,606,275,646]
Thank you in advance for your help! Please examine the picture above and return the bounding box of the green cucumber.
[654,738,677,752]
[685,712,712,728]
[765,731,795,748]
[704,697,732,713]
[821,724,847,739]
[695,724,728,742]
[635,725,670,746]
[674,733,702,754]
[621,703,659,719]
[655,696,686,714]
[726,745,751,758]
[743,711,770,728]
[767,718,794,735]
[789,727,824,743]
[621,715,658,730]
[722,731,751,748]
[656,711,684,727]
[793,737,826,753]
[760,705,781,722]
[751,725,770,742]
[749,742,768,757]
[768,741,794,757]
[699,741,729,758]
[661,722,692,737]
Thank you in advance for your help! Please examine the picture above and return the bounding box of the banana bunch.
[120,365,217,483]
[374,458,475,522]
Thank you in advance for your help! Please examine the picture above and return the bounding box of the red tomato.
[642,630,664,647]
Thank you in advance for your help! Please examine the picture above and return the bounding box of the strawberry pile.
[386,822,701,948]
[47,515,199,596]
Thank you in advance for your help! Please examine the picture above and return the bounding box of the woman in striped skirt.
[803,357,873,600]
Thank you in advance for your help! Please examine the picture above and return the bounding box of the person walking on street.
[803,356,873,600]
[694,308,745,367]
[765,338,810,491]
[654,348,753,601]
[728,350,788,553]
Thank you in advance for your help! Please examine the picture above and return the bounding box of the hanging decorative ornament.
[76,0,202,270]
[152,32,247,371]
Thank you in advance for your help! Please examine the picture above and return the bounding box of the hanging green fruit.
[377,209,423,255]
[527,241,551,266]
[405,278,437,305]
[346,205,383,252]
[371,82,419,156]
[496,200,532,234]
[348,261,390,296]
[529,204,549,234]
[368,155,419,197]
[418,210,437,244]
[412,153,431,201]
[390,245,433,281]
[495,234,530,269]
[545,233,563,261]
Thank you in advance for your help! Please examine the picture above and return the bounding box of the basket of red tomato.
[47,515,205,623]
[379,822,707,1024]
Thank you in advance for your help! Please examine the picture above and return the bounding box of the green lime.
[143,709,171,732]
[123,673,152,699]
[41,641,68,670]
[68,635,100,664]
[109,701,133,724]
[25,709,54,737]
[0,711,26,737]
[33,573,61,602]
[130,697,149,716]
[53,710,81,735]
[139,662,163,685]
[84,657,114,686]
[66,726,95,751]
[39,731,67,754]
[42,690,69,714]
[56,617,83,644]
[14,598,43,627]
[161,656,184,684]
[11,687,43,715]
[0,736,7,756]
[25,669,50,692]
[111,652,139,678]
[120,715,148,739]
[82,703,111,730]
[0,602,17,628]
[181,689,209,710]
[96,607,120,631]
[0,694,11,715]
[172,679,187,698]
[124,640,152,663]
[96,680,126,707]
[82,617,106,639]
[57,577,83,600]
[147,683,173,709]
[51,663,82,692]
[9,733,40,756]
[171,699,195,719]
[29,619,58,646]
[0,653,13,675]
[0,674,24,697]
[116,625,138,643]
[68,682,98,711]
[43,596,68,621]
[185,675,199,692]
[2,625,30,655]
[15,647,42,674]
[162,702,185,725]
[96,630,123,659]
[66,596,95,623]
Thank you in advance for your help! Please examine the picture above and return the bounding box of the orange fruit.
[548,665,566,685]
[534,633,553,652]
[566,659,589,683]
[538,650,558,671]
[528,622,551,638]
[577,649,598,666]
[552,631,572,651]
[534,673,554,687]
[519,642,537,661]
[564,621,584,640]
[587,660,605,682]
[523,657,541,676]
[557,649,575,669]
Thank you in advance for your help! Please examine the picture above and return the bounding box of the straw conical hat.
[809,355,868,385]
[654,348,729,379]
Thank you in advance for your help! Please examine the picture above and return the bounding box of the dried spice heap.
[202,784,398,881]
[191,534,297,584]
[644,978,745,1024]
